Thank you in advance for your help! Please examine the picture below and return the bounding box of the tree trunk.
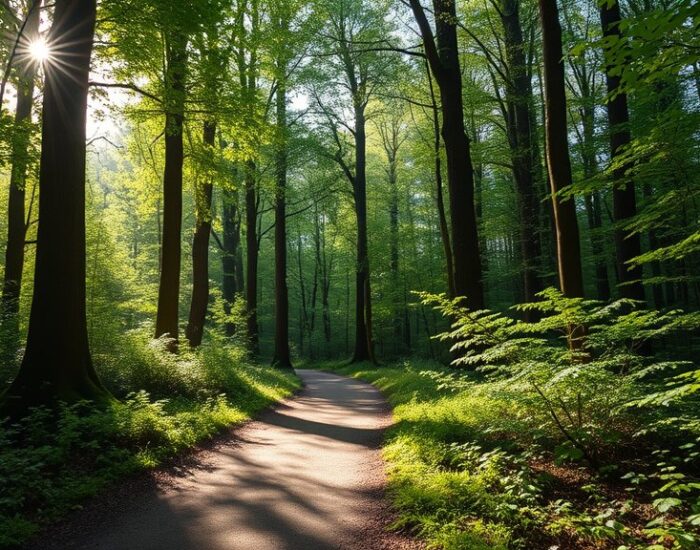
[222,183,243,336]
[185,121,216,348]
[426,64,455,296]
[272,76,292,368]
[600,0,644,302]
[351,104,375,363]
[245,160,259,355]
[410,0,484,309]
[1,0,41,324]
[501,0,543,307]
[2,0,111,413]
[538,0,584,299]
[154,35,187,347]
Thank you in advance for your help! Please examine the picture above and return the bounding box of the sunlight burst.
[28,39,51,63]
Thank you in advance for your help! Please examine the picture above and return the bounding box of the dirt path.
[30,369,420,550]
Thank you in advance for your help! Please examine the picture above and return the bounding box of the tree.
[1,0,41,327]
[599,0,644,302]
[408,0,485,309]
[538,0,584,299]
[311,0,395,363]
[154,31,188,346]
[186,14,229,348]
[2,0,111,412]
[271,6,293,369]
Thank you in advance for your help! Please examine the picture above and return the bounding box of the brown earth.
[28,369,422,550]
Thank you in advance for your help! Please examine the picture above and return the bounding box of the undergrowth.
[319,289,700,550]
[0,330,299,548]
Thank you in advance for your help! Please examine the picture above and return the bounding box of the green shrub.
[0,339,299,549]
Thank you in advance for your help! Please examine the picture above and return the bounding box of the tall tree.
[154,32,188,346]
[186,17,229,348]
[271,6,293,369]
[538,0,584,299]
[312,0,393,363]
[185,120,216,347]
[498,0,544,306]
[599,0,644,302]
[1,0,41,324]
[408,0,485,309]
[2,0,111,411]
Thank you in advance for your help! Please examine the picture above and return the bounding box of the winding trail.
[33,369,419,550]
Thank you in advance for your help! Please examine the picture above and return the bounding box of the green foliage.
[323,354,700,549]
[0,339,299,548]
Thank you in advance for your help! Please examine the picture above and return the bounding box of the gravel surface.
[28,369,423,550]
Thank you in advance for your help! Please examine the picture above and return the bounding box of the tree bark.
[410,0,484,309]
[426,63,455,297]
[244,160,259,355]
[538,0,585,299]
[600,0,644,302]
[1,0,41,323]
[500,0,543,307]
[222,183,243,337]
[351,103,375,363]
[185,121,216,348]
[2,0,111,413]
[154,34,187,347]
[272,75,292,368]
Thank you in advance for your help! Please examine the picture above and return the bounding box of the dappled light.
[0,0,698,548]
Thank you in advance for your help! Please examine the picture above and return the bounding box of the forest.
[0,0,699,548]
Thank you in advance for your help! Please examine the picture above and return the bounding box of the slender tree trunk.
[351,104,374,363]
[579,85,611,301]
[222,183,242,336]
[388,147,401,351]
[1,0,41,324]
[501,0,543,307]
[426,65,455,297]
[538,0,584,299]
[2,0,111,412]
[272,75,292,368]
[154,35,187,347]
[185,121,216,348]
[245,160,259,355]
[410,0,484,308]
[600,0,644,302]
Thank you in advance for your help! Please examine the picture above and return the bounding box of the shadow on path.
[28,370,419,550]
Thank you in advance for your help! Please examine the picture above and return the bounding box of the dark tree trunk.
[500,0,543,307]
[185,121,216,348]
[600,0,644,302]
[2,0,111,412]
[272,78,292,369]
[380,117,402,352]
[538,0,585,299]
[245,160,259,355]
[222,183,243,337]
[584,193,611,301]
[410,0,484,309]
[1,0,41,324]
[351,104,375,363]
[388,148,401,350]
[426,65,455,297]
[154,35,187,347]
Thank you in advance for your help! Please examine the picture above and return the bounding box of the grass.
[315,359,699,550]
[0,336,299,548]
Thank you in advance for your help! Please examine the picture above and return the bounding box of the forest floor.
[24,370,421,550]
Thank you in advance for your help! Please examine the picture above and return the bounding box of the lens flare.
[28,39,51,63]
